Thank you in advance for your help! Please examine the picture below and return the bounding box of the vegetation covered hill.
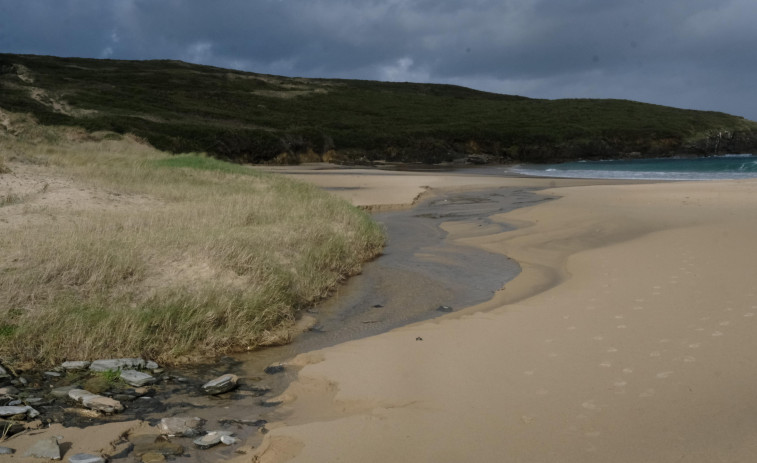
[2,53,756,164]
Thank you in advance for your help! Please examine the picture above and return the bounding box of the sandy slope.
[252,175,757,463]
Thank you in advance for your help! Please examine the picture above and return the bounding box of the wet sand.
[250,168,757,463]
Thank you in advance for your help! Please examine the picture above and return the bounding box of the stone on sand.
[23,436,60,460]
[201,374,238,395]
[158,416,204,437]
[193,430,234,449]
[68,389,124,414]
[60,361,91,371]
[120,369,156,387]
[68,453,106,463]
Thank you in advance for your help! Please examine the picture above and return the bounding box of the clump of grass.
[84,369,122,394]
[0,191,22,206]
[0,116,385,366]
[0,156,10,174]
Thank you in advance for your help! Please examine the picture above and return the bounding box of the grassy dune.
[0,112,385,366]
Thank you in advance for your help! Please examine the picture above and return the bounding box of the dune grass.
[0,113,385,366]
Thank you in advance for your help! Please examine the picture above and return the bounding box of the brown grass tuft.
[0,112,385,366]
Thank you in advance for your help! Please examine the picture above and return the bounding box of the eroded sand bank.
[251,169,757,463]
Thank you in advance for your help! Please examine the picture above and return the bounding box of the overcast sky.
[2,0,756,120]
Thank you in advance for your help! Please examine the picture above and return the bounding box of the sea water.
[510,154,757,180]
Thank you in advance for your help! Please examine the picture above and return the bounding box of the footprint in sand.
[599,361,612,368]
[592,335,605,341]
[712,331,724,337]
[683,356,696,363]
[639,388,656,398]
[745,313,755,318]
[656,371,674,379]
[622,368,633,374]
[649,351,661,358]
[581,401,598,410]
[719,321,731,326]
[606,347,618,353]
[617,324,627,329]
[689,343,701,349]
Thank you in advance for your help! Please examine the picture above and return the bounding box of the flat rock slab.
[51,385,81,398]
[193,431,234,449]
[68,453,106,463]
[68,389,124,414]
[0,446,14,455]
[89,358,145,372]
[158,416,204,437]
[23,436,60,460]
[201,374,238,395]
[0,365,8,379]
[120,369,156,387]
[0,405,39,418]
[61,361,91,371]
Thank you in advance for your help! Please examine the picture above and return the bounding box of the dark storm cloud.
[1,0,756,119]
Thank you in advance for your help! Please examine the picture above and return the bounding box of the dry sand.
[249,167,757,463]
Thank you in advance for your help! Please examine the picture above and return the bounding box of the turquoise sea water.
[510,154,757,180]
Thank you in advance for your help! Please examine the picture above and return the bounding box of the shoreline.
[2,166,584,461]
[249,170,757,463]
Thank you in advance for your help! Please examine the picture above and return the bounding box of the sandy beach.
[250,166,757,462]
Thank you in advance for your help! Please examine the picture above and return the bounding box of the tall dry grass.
[0,113,385,366]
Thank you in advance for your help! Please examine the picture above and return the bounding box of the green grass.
[2,53,756,164]
[0,113,385,366]
[150,154,262,175]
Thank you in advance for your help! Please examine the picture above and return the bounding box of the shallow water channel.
[121,185,551,461]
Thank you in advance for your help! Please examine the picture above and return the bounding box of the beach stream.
[119,186,551,461]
